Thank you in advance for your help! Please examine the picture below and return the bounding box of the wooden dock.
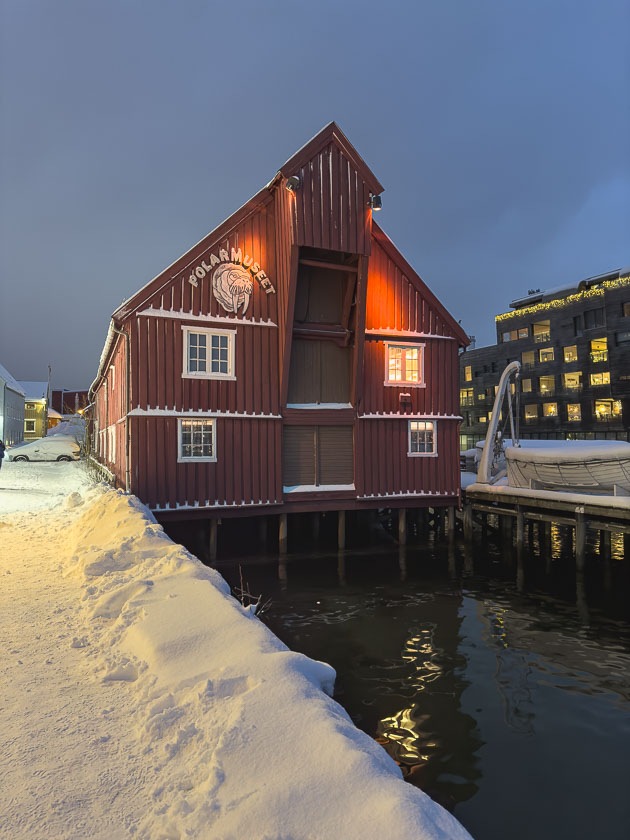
[463,482,630,568]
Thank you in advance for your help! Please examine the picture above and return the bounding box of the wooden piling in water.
[398,508,407,545]
[464,503,473,543]
[209,519,218,562]
[338,510,346,550]
[279,513,288,554]
[575,510,586,571]
[515,506,524,553]
[258,515,267,548]
[447,506,456,537]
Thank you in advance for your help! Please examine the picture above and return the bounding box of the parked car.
[8,435,81,462]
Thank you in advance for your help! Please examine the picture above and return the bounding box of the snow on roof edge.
[0,363,25,396]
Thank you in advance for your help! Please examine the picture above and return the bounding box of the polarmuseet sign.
[187,247,275,316]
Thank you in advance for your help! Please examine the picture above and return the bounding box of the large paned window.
[563,371,582,390]
[590,337,607,362]
[464,365,472,382]
[584,308,604,329]
[182,327,235,380]
[543,402,558,417]
[533,320,550,343]
[521,378,532,393]
[178,418,216,462]
[539,375,555,395]
[594,400,621,421]
[539,347,554,363]
[385,343,424,386]
[522,350,535,367]
[564,345,578,363]
[408,421,436,456]
[524,405,538,421]
[590,372,610,386]
[460,388,474,406]
[567,404,581,422]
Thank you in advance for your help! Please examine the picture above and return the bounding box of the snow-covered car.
[8,435,81,462]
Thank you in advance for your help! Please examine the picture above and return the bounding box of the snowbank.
[1,463,470,839]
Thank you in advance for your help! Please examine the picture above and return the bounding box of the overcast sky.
[1,0,628,388]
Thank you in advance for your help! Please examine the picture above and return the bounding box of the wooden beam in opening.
[299,258,358,273]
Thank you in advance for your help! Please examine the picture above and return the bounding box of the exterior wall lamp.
[368,194,382,210]
[285,175,300,192]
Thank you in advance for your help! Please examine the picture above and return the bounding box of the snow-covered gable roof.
[0,363,25,396]
[19,381,48,400]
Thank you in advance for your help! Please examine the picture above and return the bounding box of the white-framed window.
[385,342,425,387]
[182,326,236,380]
[178,418,217,463]
[408,420,437,456]
[25,420,36,432]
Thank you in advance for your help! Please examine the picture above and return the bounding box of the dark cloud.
[1,0,628,384]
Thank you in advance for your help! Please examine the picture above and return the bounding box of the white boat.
[505,443,630,495]
[476,361,630,496]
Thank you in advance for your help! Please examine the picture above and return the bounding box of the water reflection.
[167,513,630,840]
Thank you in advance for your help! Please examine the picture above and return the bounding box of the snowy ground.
[0,461,471,839]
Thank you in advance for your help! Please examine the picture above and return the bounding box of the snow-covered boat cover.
[505,442,630,493]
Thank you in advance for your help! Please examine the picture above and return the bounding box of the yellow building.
[19,381,49,440]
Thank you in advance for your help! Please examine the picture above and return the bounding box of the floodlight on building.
[368,194,382,210]
[285,175,300,192]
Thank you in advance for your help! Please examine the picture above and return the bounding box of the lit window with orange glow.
[385,343,425,387]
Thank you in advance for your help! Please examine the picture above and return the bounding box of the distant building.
[0,363,25,445]
[459,268,630,450]
[19,381,49,440]
[50,389,89,415]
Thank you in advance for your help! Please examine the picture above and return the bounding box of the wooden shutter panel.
[318,426,354,485]
[287,340,321,404]
[320,342,351,403]
[282,426,316,486]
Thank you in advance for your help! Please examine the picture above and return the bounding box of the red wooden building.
[89,123,468,547]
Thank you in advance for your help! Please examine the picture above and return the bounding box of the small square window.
[408,420,436,455]
[25,420,36,432]
[183,327,236,380]
[386,343,424,386]
[178,418,217,462]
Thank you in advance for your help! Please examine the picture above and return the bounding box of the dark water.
[167,515,630,840]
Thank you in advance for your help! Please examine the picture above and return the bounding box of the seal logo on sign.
[212,263,254,315]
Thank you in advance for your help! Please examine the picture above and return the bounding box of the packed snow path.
[0,462,471,839]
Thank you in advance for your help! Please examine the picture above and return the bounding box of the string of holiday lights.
[495,275,630,322]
